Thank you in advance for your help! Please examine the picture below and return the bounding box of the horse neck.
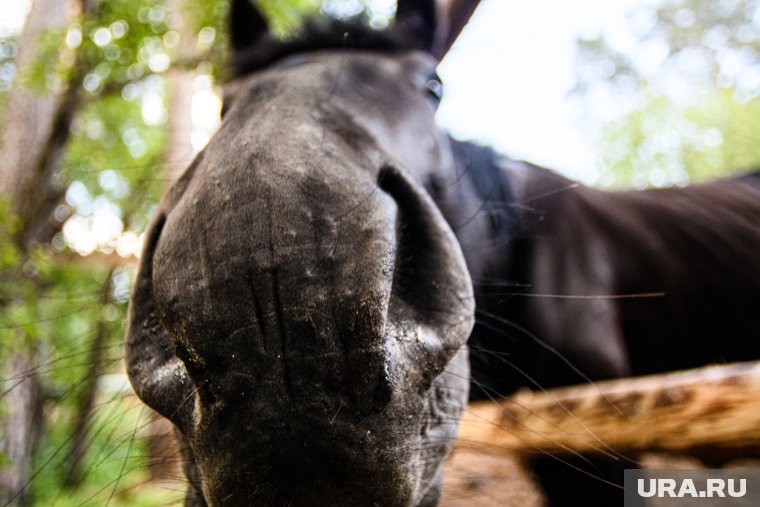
[442,138,526,282]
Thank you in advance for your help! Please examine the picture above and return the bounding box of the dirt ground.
[440,450,760,506]
[440,449,546,507]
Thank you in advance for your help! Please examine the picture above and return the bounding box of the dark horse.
[451,142,760,504]
[126,1,760,505]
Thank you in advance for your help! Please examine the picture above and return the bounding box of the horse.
[125,0,760,505]
[448,140,760,504]
[127,1,477,505]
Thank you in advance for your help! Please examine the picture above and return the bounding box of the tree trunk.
[165,0,196,183]
[165,70,195,183]
[0,0,73,504]
[0,352,45,507]
[0,0,74,245]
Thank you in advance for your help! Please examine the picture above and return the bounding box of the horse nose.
[298,163,477,412]
[146,156,473,504]
[150,154,474,398]
[208,163,474,505]
[257,163,475,408]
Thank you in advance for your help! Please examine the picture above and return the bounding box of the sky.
[437,0,650,182]
[0,0,29,37]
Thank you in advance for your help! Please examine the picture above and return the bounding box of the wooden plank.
[455,361,760,458]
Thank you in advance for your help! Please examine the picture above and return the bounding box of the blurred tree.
[574,0,760,187]
[0,0,219,503]
[0,1,396,504]
[0,1,74,502]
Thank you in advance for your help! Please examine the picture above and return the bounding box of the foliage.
[0,1,397,504]
[0,199,34,357]
[1,0,194,503]
[598,87,760,187]
[0,198,22,471]
[191,0,322,42]
[574,0,760,187]
[32,387,179,507]
[0,198,21,296]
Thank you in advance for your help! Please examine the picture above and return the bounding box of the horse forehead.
[277,48,435,73]
[222,49,443,169]
[227,49,434,100]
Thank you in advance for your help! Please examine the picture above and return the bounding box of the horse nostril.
[377,166,466,319]
[373,373,394,410]
[378,166,434,304]
[376,165,474,377]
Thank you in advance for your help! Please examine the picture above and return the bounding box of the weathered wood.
[455,361,760,459]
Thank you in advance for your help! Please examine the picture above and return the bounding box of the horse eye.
[425,74,443,106]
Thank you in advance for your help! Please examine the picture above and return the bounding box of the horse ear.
[229,0,269,53]
[397,0,481,60]
[396,0,438,54]
[435,0,481,59]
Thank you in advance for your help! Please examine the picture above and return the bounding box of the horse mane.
[737,168,760,183]
[231,17,428,78]
[449,138,525,244]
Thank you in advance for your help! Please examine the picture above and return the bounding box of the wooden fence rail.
[455,361,760,461]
